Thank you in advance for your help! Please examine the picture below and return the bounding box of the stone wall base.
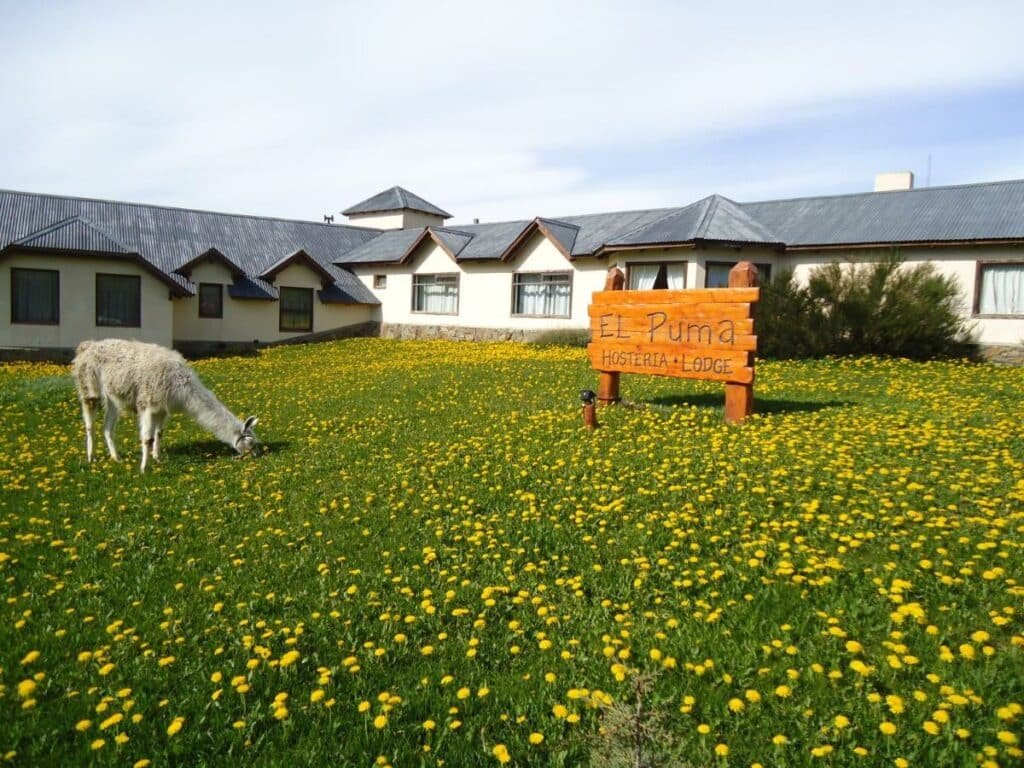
[379,322,586,343]
[174,321,381,358]
[975,343,1024,366]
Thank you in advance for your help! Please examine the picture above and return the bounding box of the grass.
[0,339,1022,767]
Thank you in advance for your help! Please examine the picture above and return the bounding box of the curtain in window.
[11,269,59,323]
[979,264,1024,315]
[628,264,660,290]
[280,287,313,331]
[666,263,686,289]
[414,276,458,314]
[514,274,570,316]
[96,274,141,327]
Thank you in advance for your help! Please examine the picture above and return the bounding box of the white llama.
[72,339,260,472]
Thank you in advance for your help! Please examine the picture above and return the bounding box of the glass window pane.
[412,275,458,314]
[512,272,571,317]
[11,268,59,324]
[978,263,1024,315]
[199,283,223,318]
[705,263,733,288]
[96,274,141,327]
[279,287,313,331]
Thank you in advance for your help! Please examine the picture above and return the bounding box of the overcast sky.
[1,1,1022,225]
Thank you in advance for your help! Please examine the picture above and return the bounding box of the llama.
[72,339,259,472]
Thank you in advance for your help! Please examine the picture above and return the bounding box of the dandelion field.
[1,339,1022,767]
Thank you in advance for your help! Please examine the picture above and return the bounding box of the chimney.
[874,171,914,192]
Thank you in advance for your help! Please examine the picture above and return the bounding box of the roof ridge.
[742,177,1024,207]
[14,213,135,252]
[536,215,581,231]
[0,187,381,234]
[611,197,711,243]
[431,225,475,237]
[694,195,722,239]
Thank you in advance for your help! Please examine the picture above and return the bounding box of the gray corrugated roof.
[0,189,380,304]
[15,215,135,253]
[431,227,474,258]
[608,195,783,247]
[342,186,451,218]
[536,218,580,255]
[741,179,1024,246]
[340,227,427,264]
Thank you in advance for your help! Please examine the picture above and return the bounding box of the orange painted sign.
[587,287,759,384]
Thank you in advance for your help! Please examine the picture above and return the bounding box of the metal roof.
[5,179,1023,297]
[741,179,1024,246]
[0,189,380,304]
[608,195,783,248]
[342,186,452,218]
[337,179,1024,266]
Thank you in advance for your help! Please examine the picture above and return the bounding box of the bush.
[757,252,976,359]
[529,328,591,347]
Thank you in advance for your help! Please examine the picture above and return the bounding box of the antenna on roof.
[323,214,334,224]
[926,154,932,187]
[473,218,479,224]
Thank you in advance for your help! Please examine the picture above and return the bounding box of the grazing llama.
[72,339,259,472]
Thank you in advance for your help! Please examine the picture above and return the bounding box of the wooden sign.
[588,263,760,423]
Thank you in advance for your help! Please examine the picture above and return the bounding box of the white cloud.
[1,0,1022,220]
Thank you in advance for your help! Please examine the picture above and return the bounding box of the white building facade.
[1,178,1022,358]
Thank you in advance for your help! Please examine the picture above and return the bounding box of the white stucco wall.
[353,240,789,331]
[781,246,1024,346]
[344,211,446,230]
[172,261,374,344]
[1,252,174,348]
[353,231,609,330]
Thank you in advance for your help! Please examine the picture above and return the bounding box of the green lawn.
[1,339,1022,767]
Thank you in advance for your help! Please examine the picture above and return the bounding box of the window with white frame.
[512,272,571,317]
[11,267,59,324]
[412,274,458,314]
[627,262,686,290]
[976,262,1024,316]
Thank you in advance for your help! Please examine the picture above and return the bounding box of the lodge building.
[1,173,1022,360]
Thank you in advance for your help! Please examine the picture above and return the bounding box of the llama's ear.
[243,416,258,433]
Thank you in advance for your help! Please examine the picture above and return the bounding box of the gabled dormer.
[342,186,451,230]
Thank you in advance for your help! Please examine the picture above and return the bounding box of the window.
[96,273,141,327]
[373,274,387,289]
[705,261,772,288]
[512,272,572,317]
[11,268,59,324]
[627,262,686,290]
[198,283,223,318]
[279,287,314,332]
[976,262,1024,316]
[412,274,459,314]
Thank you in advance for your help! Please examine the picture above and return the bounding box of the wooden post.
[724,262,758,424]
[597,267,625,406]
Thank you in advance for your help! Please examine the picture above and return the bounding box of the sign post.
[596,267,624,406]
[587,262,760,424]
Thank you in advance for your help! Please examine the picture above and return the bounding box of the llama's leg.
[102,400,121,461]
[152,413,167,462]
[80,397,99,462]
[138,408,156,473]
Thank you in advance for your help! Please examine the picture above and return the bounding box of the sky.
[1,0,1023,226]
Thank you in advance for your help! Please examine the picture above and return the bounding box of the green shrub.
[757,252,976,359]
[754,269,829,359]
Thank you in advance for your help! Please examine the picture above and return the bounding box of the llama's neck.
[183,378,242,448]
